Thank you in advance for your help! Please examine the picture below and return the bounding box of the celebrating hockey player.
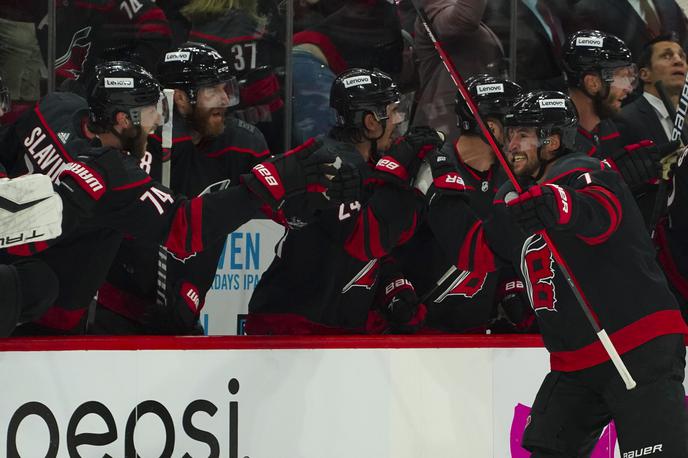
[563,29,679,222]
[421,90,688,456]
[94,43,272,334]
[389,74,533,333]
[6,61,350,334]
[245,68,439,335]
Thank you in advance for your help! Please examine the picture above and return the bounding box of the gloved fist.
[377,276,427,334]
[414,147,470,202]
[375,126,445,187]
[506,183,578,234]
[489,278,535,333]
[609,140,679,191]
[242,138,339,210]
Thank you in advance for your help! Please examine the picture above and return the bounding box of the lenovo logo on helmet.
[476,83,504,95]
[164,51,191,62]
[104,78,134,88]
[538,99,566,109]
[575,37,604,47]
[343,75,372,88]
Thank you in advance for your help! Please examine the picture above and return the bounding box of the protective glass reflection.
[137,104,164,133]
[602,64,638,92]
[156,91,170,125]
[506,126,541,152]
[0,86,10,117]
[197,78,240,109]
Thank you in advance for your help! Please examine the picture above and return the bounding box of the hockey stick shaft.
[648,81,687,232]
[156,89,175,308]
[411,0,636,389]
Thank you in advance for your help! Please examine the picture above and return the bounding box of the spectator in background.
[183,0,286,153]
[29,0,172,93]
[567,0,688,62]
[484,0,568,92]
[616,33,688,145]
[412,0,504,141]
[291,0,404,144]
[0,2,45,123]
[156,0,193,47]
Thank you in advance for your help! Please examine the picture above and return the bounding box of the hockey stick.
[156,89,175,309]
[411,0,637,389]
[649,81,688,233]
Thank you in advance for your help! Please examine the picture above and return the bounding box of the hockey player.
[422,90,687,456]
[184,0,286,153]
[245,68,438,335]
[388,74,533,333]
[94,43,272,334]
[563,29,679,222]
[8,61,349,334]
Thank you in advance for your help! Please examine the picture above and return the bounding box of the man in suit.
[614,34,687,225]
[616,33,688,145]
[485,0,568,91]
[567,0,688,61]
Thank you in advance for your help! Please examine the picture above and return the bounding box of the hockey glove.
[241,138,339,211]
[506,183,578,234]
[376,276,427,334]
[414,148,470,204]
[375,126,445,187]
[489,278,535,333]
[608,140,679,192]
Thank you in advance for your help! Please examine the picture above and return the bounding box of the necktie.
[639,0,661,37]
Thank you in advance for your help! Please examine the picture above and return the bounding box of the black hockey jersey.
[32,0,171,83]
[97,115,269,333]
[430,153,687,370]
[575,120,623,159]
[393,142,507,332]
[246,136,424,334]
[0,92,91,181]
[8,142,265,332]
[189,8,285,153]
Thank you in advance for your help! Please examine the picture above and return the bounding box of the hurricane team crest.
[520,235,558,312]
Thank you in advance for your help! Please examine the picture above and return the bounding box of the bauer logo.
[538,99,566,109]
[575,37,604,47]
[476,83,504,95]
[104,77,134,88]
[164,51,191,62]
[343,75,372,88]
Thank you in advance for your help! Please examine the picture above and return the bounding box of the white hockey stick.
[156,89,175,308]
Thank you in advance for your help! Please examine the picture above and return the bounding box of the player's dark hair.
[637,32,682,70]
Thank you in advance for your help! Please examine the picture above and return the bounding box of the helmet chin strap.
[365,118,387,162]
[533,139,558,182]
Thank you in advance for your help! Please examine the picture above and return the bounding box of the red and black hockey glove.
[374,276,427,334]
[607,140,679,192]
[414,147,471,203]
[506,183,579,234]
[375,126,445,187]
[242,138,341,211]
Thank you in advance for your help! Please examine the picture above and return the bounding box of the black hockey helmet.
[563,30,634,88]
[87,61,164,130]
[157,42,238,106]
[504,91,578,152]
[455,74,523,135]
[330,68,401,127]
[0,75,9,116]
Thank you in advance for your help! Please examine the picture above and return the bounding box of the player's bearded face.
[594,66,636,117]
[376,103,406,152]
[506,127,541,177]
[192,84,232,138]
